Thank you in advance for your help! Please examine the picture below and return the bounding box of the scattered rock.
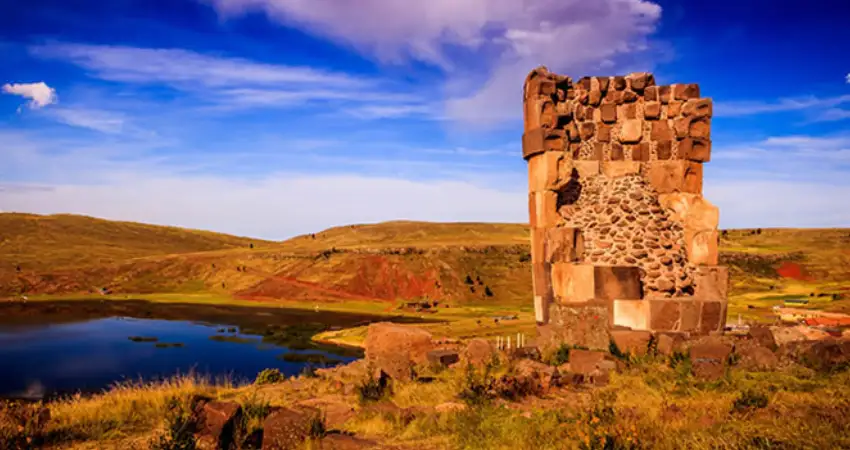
[611,330,653,356]
[656,333,687,356]
[689,338,733,380]
[568,349,607,374]
[514,359,560,392]
[427,349,460,367]
[195,401,243,450]
[735,342,778,371]
[465,338,497,367]
[364,323,434,380]
[747,325,777,351]
[262,406,322,450]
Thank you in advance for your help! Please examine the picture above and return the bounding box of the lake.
[0,300,430,399]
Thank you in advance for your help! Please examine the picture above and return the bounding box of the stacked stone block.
[523,67,728,351]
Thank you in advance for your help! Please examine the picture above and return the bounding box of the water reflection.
[0,317,358,399]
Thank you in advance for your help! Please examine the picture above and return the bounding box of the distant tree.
[211,263,216,269]
[476,276,483,285]
[311,234,316,239]
[756,228,763,235]
[250,243,254,249]
[721,230,728,238]
[15,264,21,273]
[242,266,247,272]
[484,286,494,297]
[470,286,476,294]
[465,275,474,285]
[221,282,226,288]
[236,266,242,272]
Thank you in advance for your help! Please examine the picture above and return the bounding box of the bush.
[550,344,572,366]
[458,364,495,407]
[357,371,389,404]
[732,390,769,413]
[0,401,51,449]
[254,368,285,385]
[149,397,196,450]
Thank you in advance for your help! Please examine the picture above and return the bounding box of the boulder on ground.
[785,339,850,373]
[770,326,811,346]
[262,406,322,450]
[514,359,560,392]
[427,349,460,367]
[656,333,687,356]
[364,323,434,380]
[568,349,607,375]
[464,338,497,367]
[689,337,733,380]
[611,329,653,356]
[747,325,777,351]
[195,401,243,450]
[734,342,778,371]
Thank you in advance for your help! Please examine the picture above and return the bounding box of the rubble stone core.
[523,67,728,351]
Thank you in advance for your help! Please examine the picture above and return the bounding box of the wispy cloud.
[30,43,435,117]
[714,94,850,117]
[2,82,57,109]
[202,0,665,126]
[714,134,850,162]
[30,43,366,88]
[44,107,126,134]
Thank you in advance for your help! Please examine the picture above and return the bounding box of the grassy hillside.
[1,214,848,320]
[0,213,268,272]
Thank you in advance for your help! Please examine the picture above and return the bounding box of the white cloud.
[31,43,367,88]
[45,107,126,134]
[202,0,664,125]
[714,135,850,163]
[2,82,58,109]
[714,94,850,117]
[846,73,849,84]
[30,43,434,116]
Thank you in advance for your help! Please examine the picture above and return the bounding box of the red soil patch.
[776,261,812,281]
[236,276,384,303]
[342,255,443,301]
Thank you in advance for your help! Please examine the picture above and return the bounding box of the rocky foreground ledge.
[2,322,849,449]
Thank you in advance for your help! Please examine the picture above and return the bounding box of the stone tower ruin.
[522,67,728,351]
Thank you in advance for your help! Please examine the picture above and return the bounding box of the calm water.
[0,317,357,399]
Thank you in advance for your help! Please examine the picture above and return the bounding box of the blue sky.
[1,0,849,239]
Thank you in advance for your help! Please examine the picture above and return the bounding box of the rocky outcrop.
[364,322,434,380]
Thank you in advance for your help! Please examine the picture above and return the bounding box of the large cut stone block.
[528,191,559,229]
[594,266,643,301]
[699,301,726,334]
[642,161,703,194]
[527,151,563,193]
[531,262,553,299]
[551,263,595,303]
[679,300,701,332]
[522,128,566,160]
[682,98,713,119]
[610,329,652,356]
[544,227,585,263]
[534,294,549,324]
[619,119,643,143]
[612,299,649,330]
[540,303,611,351]
[650,300,681,331]
[680,138,711,162]
[659,194,719,233]
[694,266,729,301]
[687,230,719,265]
[602,161,641,178]
[531,228,546,264]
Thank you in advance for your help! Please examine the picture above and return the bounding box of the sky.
[1,0,849,240]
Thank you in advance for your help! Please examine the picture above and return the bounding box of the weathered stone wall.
[523,67,728,350]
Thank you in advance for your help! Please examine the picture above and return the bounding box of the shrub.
[254,368,285,385]
[149,397,196,450]
[357,371,389,404]
[465,275,474,285]
[732,390,769,413]
[484,286,494,297]
[458,364,495,407]
[550,344,572,366]
[0,401,51,449]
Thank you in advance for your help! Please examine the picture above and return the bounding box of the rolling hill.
[1,213,848,318]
